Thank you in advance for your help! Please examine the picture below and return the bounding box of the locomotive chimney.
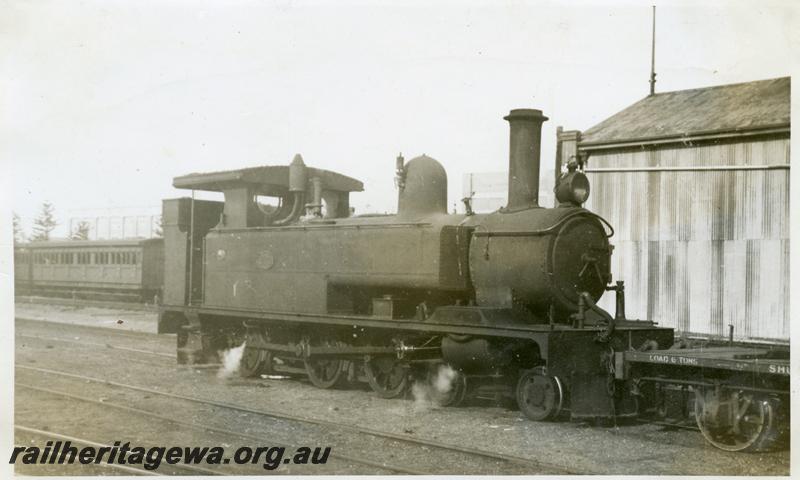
[504,108,548,210]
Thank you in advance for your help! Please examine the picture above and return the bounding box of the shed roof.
[580,77,790,148]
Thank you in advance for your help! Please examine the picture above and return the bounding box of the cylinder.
[504,109,548,210]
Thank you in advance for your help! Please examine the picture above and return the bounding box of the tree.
[31,201,57,242]
[153,215,163,237]
[71,220,91,240]
[12,212,25,244]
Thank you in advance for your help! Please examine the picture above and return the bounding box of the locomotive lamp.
[555,159,590,207]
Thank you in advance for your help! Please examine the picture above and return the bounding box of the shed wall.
[584,137,790,341]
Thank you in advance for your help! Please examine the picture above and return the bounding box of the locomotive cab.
[171,154,364,229]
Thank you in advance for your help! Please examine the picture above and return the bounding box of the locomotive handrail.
[473,211,615,239]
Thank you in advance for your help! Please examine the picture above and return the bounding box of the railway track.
[15,383,420,475]
[14,425,220,476]
[13,318,690,473]
[16,333,174,359]
[16,364,578,475]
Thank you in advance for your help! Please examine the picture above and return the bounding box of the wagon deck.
[618,346,790,379]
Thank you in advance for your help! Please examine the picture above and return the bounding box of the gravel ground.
[13,305,791,475]
[16,301,158,333]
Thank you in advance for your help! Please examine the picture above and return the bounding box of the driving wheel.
[239,346,272,378]
[365,356,409,399]
[516,368,564,421]
[304,341,349,389]
[239,330,273,378]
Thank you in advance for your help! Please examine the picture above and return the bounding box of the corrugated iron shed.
[576,77,790,343]
[581,77,790,148]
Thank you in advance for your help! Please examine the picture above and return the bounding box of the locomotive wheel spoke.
[694,387,781,452]
[516,369,563,421]
[365,356,409,399]
[304,341,349,389]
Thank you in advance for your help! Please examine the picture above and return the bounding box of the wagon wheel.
[516,368,564,421]
[304,341,349,389]
[365,356,409,399]
[430,364,467,407]
[694,386,783,452]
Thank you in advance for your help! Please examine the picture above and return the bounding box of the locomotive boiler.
[159,107,674,422]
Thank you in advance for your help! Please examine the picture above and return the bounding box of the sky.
[1,0,798,238]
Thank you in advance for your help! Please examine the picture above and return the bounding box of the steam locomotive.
[158,108,672,422]
[157,108,787,452]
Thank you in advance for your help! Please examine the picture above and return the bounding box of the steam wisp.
[217,342,246,379]
[411,364,457,410]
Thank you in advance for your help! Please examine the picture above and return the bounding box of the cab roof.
[173,165,364,196]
